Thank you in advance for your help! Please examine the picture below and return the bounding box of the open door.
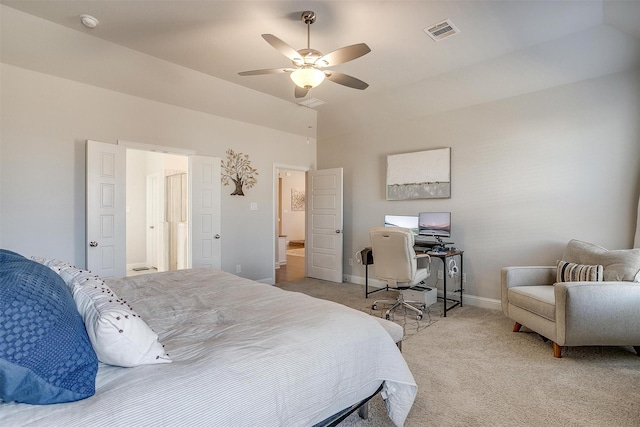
[86,140,126,277]
[88,141,221,276]
[189,155,222,269]
[306,168,343,283]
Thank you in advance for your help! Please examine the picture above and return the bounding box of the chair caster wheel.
[372,304,377,310]
[417,315,423,321]
[385,314,391,320]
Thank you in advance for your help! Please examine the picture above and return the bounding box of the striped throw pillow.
[556,260,603,282]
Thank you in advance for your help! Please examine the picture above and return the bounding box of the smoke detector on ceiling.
[423,19,459,42]
[80,14,99,29]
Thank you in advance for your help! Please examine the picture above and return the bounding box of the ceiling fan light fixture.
[290,68,325,89]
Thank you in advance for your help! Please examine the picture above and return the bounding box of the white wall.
[0,63,316,282]
[319,69,640,306]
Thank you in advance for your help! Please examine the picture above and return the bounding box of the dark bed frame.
[312,383,384,427]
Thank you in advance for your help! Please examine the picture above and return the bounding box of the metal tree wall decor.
[221,149,258,196]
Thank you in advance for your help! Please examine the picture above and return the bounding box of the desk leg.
[459,253,463,307]
[365,264,369,298]
[442,261,448,317]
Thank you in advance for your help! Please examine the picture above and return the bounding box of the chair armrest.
[555,281,640,346]
[501,266,556,289]
[501,266,556,315]
[415,253,431,274]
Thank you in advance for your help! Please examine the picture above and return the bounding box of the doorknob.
[214,234,221,239]
[89,241,98,247]
[149,226,155,229]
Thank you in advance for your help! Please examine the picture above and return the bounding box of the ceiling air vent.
[297,97,326,108]
[423,19,460,42]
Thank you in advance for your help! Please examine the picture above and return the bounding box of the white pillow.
[58,265,96,289]
[71,276,172,367]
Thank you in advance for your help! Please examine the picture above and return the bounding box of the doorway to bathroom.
[126,149,189,276]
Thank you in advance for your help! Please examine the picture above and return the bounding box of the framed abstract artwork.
[386,147,451,200]
[291,188,305,211]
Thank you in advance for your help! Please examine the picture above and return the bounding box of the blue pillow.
[0,250,98,404]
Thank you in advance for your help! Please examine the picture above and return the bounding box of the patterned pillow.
[30,257,171,367]
[562,239,640,281]
[557,260,604,283]
[0,250,98,404]
[71,276,172,367]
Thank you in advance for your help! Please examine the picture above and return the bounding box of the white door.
[306,168,343,283]
[189,155,221,269]
[86,140,126,277]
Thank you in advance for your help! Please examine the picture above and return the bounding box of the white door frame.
[273,163,310,281]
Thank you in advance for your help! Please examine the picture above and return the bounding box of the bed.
[0,253,417,427]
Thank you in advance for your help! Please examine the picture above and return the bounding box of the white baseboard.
[460,294,501,310]
[126,262,148,271]
[342,274,501,311]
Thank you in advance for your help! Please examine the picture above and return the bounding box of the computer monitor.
[418,212,451,238]
[384,214,419,236]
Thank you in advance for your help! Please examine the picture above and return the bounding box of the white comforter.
[1,268,416,426]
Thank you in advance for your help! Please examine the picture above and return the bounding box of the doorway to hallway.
[275,167,306,283]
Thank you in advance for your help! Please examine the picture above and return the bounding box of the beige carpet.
[276,278,640,427]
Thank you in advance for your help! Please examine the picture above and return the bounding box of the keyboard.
[414,238,437,247]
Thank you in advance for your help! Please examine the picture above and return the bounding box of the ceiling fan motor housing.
[301,11,316,25]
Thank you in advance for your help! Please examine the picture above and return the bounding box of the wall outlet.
[236,264,241,273]
[462,273,467,283]
[437,270,444,280]
[349,258,353,266]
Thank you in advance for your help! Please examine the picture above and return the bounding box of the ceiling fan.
[238,11,371,98]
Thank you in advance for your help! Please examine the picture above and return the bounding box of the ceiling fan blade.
[262,34,303,63]
[325,71,369,90]
[316,43,371,67]
[238,68,294,76]
[294,85,309,98]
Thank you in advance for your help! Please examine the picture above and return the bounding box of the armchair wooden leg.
[553,342,562,358]
[512,322,522,332]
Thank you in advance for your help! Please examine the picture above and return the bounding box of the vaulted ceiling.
[2,1,640,138]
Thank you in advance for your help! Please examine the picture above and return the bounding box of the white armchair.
[501,240,640,358]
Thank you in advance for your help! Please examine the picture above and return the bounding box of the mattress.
[1,268,417,426]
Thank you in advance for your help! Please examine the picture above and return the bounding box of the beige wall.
[0,5,318,282]
[0,64,316,282]
[318,69,640,306]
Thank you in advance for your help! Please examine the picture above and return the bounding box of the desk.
[419,249,463,317]
[360,247,464,317]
